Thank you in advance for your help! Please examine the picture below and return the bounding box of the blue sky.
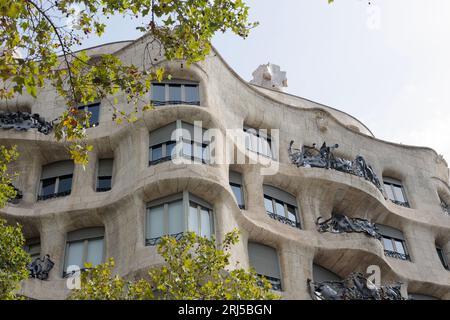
[79,0,450,162]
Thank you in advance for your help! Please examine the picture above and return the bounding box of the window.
[38,161,74,201]
[78,103,100,127]
[383,178,409,207]
[146,192,214,246]
[149,121,210,165]
[436,247,449,270]
[263,185,300,229]
[151,82,200,106]
[24,240,41,261]
[229,170,245,209]
[97,159,113,192]
[64,227,104,277]
[243,127,273,158]
[248,242,282,291]
[440,197,450,216]
[377,224,410,261]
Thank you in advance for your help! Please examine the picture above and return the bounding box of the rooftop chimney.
[250,63,287,92]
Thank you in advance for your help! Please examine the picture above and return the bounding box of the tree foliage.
[0,219,30,300]
[0,146,18,208]
[0,0,258,165]
[68,230,279,300]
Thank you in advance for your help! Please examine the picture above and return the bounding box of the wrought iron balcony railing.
[257,275,282,291]
[288,140,383,193]
[384,250,410,261]
[28,255,54,280]
[267,212,301,229]
[308,272,405,300]
[151,100,200,107]
[37,190,71,201]
[441,201,450,216]
[146,232,185,246]
[0,111,53,134]
[316,214,381,239]
[96,187,111,192]
[390,199,410,208]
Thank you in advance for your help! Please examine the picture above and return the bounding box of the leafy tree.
[0,219,31,300]
[0,146,19,208]
[0,0,258,165]
[68,230,279,300]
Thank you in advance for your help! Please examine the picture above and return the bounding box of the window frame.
[383,178,409,207]
[145,192,214,246]
[63,232,105,278]
[436,246,449,270]
[243,126,273,159]
[38,174,73,201]
[96,158,113,192]
[381,235,410,261]
[263,194,301,229]
[150,81,200,106]
[77,102,100,128]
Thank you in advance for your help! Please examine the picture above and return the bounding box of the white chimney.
[250,63,288,92]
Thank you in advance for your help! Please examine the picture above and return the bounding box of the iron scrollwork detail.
[440,200,450,216]
[267,212,301,229]
[288,141,383,192]
[146,232,185,246]
[7,184,23,204]
[308,272,405,300]
[316,214,381,240]
[28,255,55,280]
[0,111,53,135]
[384,250,410,261]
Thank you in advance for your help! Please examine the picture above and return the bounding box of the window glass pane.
[393,185,406,203]
[169,84,182,102]
[258,137,271,157]
[275,201,285,217]
[86,238,104,266]
[183,141,192,158]
[200,208,211,238]
[264,197,274,214]
[202,145,210,163]
[166,142,176,159]
[287,205,297,223]
[58,175,73,194]
[152,84,166,103]
[437,248,447,267]
[88,104,100,127]
[193,142,203,160]
[168,200,184,235]
[97,176,112,190]
[147,205,165,239]
[230,184,244,207]
[384,183,395,201]
[26,243,41,260]
[66,241,84,270]
[394,240,406,255]
[151,144,163,161]
[382,237,394,251]
[188,203,199,234]
[41,177,56,196]
[185,84,199,103]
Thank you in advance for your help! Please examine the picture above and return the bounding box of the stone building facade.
[1,37,450,300]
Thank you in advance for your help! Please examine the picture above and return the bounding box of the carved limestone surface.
[0,111,53,134]
[250,63,287,92]
[288,140,383,192]
[316,214,381,240]
[308,272,405,300]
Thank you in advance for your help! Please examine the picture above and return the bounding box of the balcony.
[151,100,200,107]
[267,212,301,229]
[37,190,71,201]
[391,199,410,208]
[145,232,185,246]
[384,249,410,261]
[257,275,282,291]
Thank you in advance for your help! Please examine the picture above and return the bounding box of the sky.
[79,0,450,162]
